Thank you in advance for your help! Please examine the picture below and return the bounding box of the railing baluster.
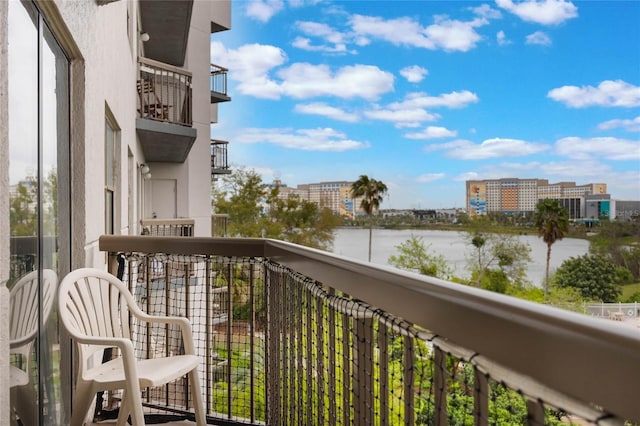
[379,323,389,426]
[474,366,488,426]
[249,264,255,423]
[328,288,337,425]
[403,335,414,426]
[434,347,447,425]
[226,263,232,419]
[316,289,324,426]
[527,398,545,426]
[305,288,313,424]
[205,258,211,417]
[342,312,350,426]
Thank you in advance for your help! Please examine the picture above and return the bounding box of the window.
[7,1,70,423]
[105,112,120,234]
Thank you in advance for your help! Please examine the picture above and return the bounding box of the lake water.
[331,228,590,287]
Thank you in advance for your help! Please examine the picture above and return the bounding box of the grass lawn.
[621,283,640,301]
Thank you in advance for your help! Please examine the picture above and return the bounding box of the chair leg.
[70,384,97,426]
[126,386,146,426]
[116,391,130,426]
[188,368,207,425]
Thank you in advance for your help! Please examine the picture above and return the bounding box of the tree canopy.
[534,199,570,298]
[554,254,622,302]
[388,235,452,279]
[351,175,387,261]
[212,168,341,250]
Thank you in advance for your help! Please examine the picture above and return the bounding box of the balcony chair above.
[58,268,206,426]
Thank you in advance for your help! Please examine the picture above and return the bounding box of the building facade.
[466,178,609,218]
[0,0,231,423]
[272,180,361,217]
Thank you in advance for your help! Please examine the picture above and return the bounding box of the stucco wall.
[0,1,10,422]
[54,0,139,262]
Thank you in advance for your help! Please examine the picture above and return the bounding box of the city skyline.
[210,0,640,209]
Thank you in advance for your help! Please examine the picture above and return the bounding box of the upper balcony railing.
[98,236,640,425]
[211,139,231,179]
[210,63,231,103]
[137,57,192,126]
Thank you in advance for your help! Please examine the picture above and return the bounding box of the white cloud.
[404,126,458,140]
[294,102,360,122]
[496,0,578,25]
[400,65,429,83]
[416,173,446,183]
[454,172,479,182]
[293,21,352,53]
[246,0,285,22]
[364,107,440,128]
[555,137,640,161]
[425,138,549,159]
[278,63,394,100]
[472,4,503,19]
[292,37,349,53]
[212,42,394,100]
[391,90,480,109]
[548,80,640,108]
[526,31,551,46]
[496,30,511,46]
[211,41,287,99]
[350,14,487,52]
[598,116,640,132]
[236,127,370,152]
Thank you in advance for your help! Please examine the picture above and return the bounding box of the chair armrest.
[129,311,197,354]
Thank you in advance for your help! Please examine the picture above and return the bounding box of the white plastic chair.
[58,267,206,426]
[9,269,57,426]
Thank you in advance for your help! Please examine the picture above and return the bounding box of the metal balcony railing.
[98,236,640,425]
[140,219,194,237]
[210,63,230,103]
[211,139,231,178]
[137,57,192,126]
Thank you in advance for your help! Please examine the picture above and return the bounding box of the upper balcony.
[210,63,231,104]
[136,57,196,163]
[97,235,640,426]
[210,139,231,179]
[139,0,193,67]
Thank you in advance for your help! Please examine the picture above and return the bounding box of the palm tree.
[534,198,570,298]
[351,175,388,262]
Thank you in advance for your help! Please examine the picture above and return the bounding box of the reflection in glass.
[8,0,70,423]
[9,270,57,426]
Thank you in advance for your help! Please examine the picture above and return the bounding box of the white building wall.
[184,1,215,236]
[55,0,139,266]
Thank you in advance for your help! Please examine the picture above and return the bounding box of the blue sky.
[210,0,640,209]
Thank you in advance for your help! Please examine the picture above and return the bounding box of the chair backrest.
[58,268,140,367]
[10,269,57,357]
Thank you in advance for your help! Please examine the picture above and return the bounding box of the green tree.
[534,199,569,298]
[554,254,622,302]
[212,168,340,249]
[212,168,267,238]
[265,188,341,250]
[10,178,37,236]
[351,175,388,262]
[465,230,532,289]
[589,220,640,280]
[388,235,452,279]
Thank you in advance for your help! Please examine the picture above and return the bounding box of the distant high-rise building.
[271,180,360,216]
[466,178,608,218]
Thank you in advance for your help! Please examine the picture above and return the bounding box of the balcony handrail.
[137,57,192,126]
[210,63,229,99]
[139,56,193,77]
[99,235,640,422]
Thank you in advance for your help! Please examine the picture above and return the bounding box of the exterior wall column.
[0,0,11,422]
